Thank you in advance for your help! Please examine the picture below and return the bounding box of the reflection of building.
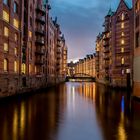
[74,54,96,77]
[95,0,133,88]
[0,0,67,97]
[133,0,140,97]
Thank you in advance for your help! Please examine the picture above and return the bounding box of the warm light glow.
[121,13,125,20]
[121,58,125,65]
[121,48,124,53]
[4,43,8,52]
[4,26,9,37]
[29,31,32,38]
[121,22,124,28]
[121,32,124,36]
[21,63,26,74]
[121,39,124,45]
[3,10,9,22]
[4,59,8,72]
[15,33,18,41]
[13,18,19,29]
[14,61,17,73]
[15,48,17,55]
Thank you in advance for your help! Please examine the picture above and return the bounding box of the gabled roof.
[116,0,132,12]
[106,8,114,17]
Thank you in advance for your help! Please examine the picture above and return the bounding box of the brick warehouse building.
[110,0,133,87]
[96,0,134,88]
[133,0,140,97]
[0,0,67,97]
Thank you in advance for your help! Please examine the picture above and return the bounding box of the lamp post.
[126,69,131,97]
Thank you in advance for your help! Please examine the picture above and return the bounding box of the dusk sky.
[50,0,132,62]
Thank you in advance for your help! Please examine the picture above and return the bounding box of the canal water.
[0,82,140,140]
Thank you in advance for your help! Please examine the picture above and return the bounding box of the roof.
[106,8,114,17]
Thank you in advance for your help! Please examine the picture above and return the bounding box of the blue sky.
[50,0,132,61]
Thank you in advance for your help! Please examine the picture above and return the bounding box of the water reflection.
[0,82,140,140]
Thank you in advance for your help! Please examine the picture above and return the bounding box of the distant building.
[95,33,105,84]
[133,0,140,97]
[67,61,75,77]
[74,54,96,77]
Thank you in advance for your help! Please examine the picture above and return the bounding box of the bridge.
[66,73,96,82]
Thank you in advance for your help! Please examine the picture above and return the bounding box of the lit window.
[121,13,125,20]
[21,63,26,74]
[14,61,17,72]
[13,18,19,29]
[3,10,9,22]
[29,31,32,38]
[4,59,8,72]
[121,39,124,45]
[14,48,17,55]
[4,26,9,37]
[121,22,124,28]
[121,58,125,65]
[121,48,124,53]
[4,43,8,52]
[121,32,124,36]
[15,33,18,41]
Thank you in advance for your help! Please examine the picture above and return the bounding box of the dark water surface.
[0,82,140,140]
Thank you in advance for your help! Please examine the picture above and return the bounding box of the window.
[14,48,17,55]
[121,39,124,45]
[4,43,8,52]
[121,32,124,37]
[14,61,17,72]
[14,2,18,14]
[21,63,26,74]
[13,18,19,29]
[3,0,9,5]
[121,22,124,28]
[121,48,124,53]
[121,58,124,65]
[121,13,125,20]
[4,26,9,37]
[4,59,8,72]
[3,10,9,22]
[29,31,32,38]
[15,33,18,42]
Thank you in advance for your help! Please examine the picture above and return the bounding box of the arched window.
[4,59,8,72]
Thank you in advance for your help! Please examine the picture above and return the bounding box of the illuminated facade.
[110,0,133,87]
[0,0,67,97]
[74,54,96,77]
[133,0,140,97]
[96,0,133,88]
[95,33,105,84]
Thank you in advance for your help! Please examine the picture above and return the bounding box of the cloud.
[50,0,132,61]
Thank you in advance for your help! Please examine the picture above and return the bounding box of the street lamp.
[126,68,131,90]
